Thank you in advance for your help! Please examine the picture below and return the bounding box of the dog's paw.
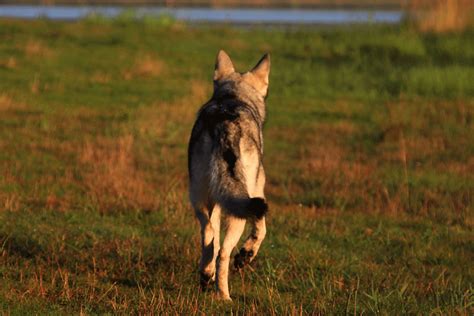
[234,248,254,270]
[199,272,214,291]
[216,294,233,302]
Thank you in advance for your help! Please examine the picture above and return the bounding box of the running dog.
[188,50,270,300]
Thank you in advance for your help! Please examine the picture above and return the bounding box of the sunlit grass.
[0,18,472,314]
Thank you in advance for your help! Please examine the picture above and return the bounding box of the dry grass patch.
[442,157,474,175]
[0,94,27,112]
[187,79,210,102]
[91,72,111,84]
[0,57,17,69]
[80,135,159,213]
[299,139,385,210]
[302,141,345,174]
[24,39,54,58]
[0,169,21,212]
[228,38,247,50]
[136,79,210,138]
[285,118,411,213]
[30,74,40,94]
[408,0,474,32]
[405,136,447,161]
[123,54,166,80]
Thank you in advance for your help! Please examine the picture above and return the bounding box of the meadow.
[0,16,473,314]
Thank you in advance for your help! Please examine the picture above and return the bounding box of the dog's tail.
[210,168,268,220]
[209,133,268,220]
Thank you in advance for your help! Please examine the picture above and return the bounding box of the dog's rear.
[189,94,268,219]
[188,50,270,300]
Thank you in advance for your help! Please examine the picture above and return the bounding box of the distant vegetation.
[0,0,404,9]
[407,0,474,33]
[0,14,472,314]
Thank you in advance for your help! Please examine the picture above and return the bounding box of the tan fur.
[188,50,270,300]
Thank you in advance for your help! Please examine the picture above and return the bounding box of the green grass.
[0,17,473,314]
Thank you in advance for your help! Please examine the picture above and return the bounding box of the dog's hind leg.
[235,216,266,269]
[235,165,267,269]
[195,208,217,290]
[209,204,221,275]
[216,215,246,300]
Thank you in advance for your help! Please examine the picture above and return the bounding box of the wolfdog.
[188,50,270,300]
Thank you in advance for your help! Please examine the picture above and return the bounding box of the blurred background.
[0,1,473,31]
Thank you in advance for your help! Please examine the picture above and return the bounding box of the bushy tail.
[215,192,268,220]
[210,156,268,220]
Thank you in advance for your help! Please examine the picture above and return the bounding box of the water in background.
[0,5,404,25]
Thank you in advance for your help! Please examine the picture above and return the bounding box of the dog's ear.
[251,53,270,86]
[214,50,235,81]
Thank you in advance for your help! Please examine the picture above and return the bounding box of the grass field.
[0,16,473,314]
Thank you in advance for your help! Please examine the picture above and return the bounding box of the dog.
[188,50,270,300]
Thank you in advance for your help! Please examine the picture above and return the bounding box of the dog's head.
[213,50,270,100]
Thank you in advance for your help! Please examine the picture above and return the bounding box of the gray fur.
[188,50,270,300]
